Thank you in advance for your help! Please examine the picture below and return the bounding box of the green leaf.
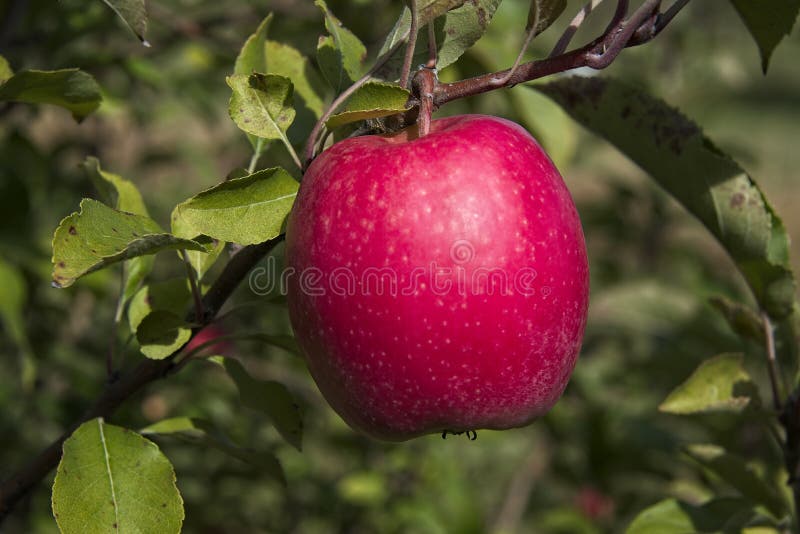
[83,157,153,305]
[265,40,325,119]
[314,0,366,91]
[413,0,469,25]
[51,199,206,288]
[141,416,208,436]
[227,73,299,167]
[83,156,148,216]
[122,255,154,307]
[659,354,757,415]
[0,69,102,122]
[326,82,410,129]
[527,0,566,34]
[709,295,765,343]
[128,279,192,333]
[729,0,800,73]
[0,55,12,83]
[227,73,295,138]
[186,238,225,282]
[171,213,226,281]
[52,418,183,534]
[684,444,788,517]
[101,0,148,44]
[234,14,272,76]
[537,77,797,320]
[171,167,298,246]
[626,498,756,534]
[141,417,286,485]
[222,358,303,450]
[0,259,35,388]
[378,0,502,76]
[233,14,273,151]
[135,310,192,360]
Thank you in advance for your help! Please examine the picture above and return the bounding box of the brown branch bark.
[0,236,284,522]
[429,0,676,108]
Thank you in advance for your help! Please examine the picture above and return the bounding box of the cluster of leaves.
[1,0,799,532]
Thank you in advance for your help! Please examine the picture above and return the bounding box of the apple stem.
[413,66,437,137]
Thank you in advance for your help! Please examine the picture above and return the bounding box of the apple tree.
[0,0,799,531]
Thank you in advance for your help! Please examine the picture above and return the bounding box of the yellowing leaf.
[659,354,756,415]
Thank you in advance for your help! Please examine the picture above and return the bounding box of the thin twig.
[491,17,539,86]
[655,0,690,34]
[550,0,608,57]
[302,39,405,168]
[0,236,284,521]
[494,0,561,85]
[762,311,785,411]
[430,0,677,107]
[399,0,420,89]
[585,0,657,68]
[426,22,437,68]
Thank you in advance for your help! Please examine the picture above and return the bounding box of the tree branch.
[0,236,284,522]
[430,0,681,108]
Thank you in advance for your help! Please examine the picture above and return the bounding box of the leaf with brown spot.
[51,199,206,288]
[537,77,797,320]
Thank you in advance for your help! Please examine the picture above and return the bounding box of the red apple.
[285,114,589,441]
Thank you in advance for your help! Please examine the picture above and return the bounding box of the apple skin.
[285,114,589,441]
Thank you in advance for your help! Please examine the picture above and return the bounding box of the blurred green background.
[1,0,798,532]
